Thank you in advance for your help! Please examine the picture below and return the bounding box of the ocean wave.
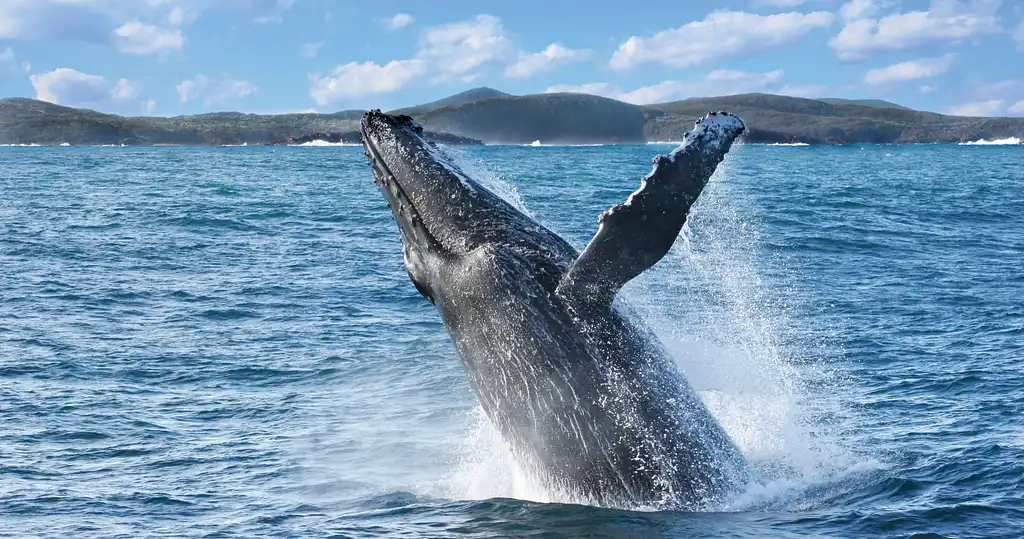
[524,141,607,147]
[958,137,1021,145]
[290,140,361,147]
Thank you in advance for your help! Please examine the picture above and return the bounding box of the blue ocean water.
[0,143,1021,539]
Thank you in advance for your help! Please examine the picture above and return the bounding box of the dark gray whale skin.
[360,110,748,510]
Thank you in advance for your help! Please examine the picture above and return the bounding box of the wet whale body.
[360,110,748,509]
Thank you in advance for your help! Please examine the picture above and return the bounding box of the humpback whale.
[360,110,748,509]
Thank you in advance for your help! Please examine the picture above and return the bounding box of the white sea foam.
[630,156,867,510]
[766,142,810,146]
[524,141,606,147]
[0,143,42,147]
[290,140,362,146]
[435,142,867,511]
[958,137,1021,145]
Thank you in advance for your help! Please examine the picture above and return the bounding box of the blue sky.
[1,0,1023,117]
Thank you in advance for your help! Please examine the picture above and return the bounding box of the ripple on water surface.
[0,145,1022,538]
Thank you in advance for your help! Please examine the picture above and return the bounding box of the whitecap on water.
[958,137,1021,145]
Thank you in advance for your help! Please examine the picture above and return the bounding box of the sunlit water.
[1,144,1021,538]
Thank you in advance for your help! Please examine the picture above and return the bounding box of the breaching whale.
[360,110,748,509]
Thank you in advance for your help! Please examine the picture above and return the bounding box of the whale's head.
[360,110,574,301]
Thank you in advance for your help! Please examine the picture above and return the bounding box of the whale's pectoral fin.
[556,112,745,310]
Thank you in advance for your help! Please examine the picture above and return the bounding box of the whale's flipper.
[556,112,745,310]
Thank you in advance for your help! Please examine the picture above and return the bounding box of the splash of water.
[437,144,533,218]
[435,146,866,511]
[629,156,865,510]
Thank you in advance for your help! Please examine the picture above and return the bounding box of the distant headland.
[2,87,1022,146]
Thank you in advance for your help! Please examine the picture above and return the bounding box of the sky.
[1,0,1023,117]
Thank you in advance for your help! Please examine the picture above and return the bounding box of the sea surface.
[1,143,1021,539]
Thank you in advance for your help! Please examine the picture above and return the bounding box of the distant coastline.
[2,88,1023,146]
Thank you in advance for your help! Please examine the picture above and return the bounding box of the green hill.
[636,93,1022,144]
[2,88,1022,146]
[416,93,647,144]
[0,98,366,145]
[390,87,513,117]
[818,98,913,111]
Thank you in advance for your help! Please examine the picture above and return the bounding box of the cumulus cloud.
[0,0,111,42]
[1008,100,1024,114]
[309,60,426,105]
[177,75,258,108]
[383,13,415,30]
[839,0,886,21]
[830,0,1002,60]
[609,10,834,70]
[310,14,527,105]
[1015,21,1024,52]
[112,21,184,56]
[863,53,955,85]
[0,0,299,53]
[30,68,155,114]
[505,43,589,79]
[309,14,589,105]
[1,47,31,76]
[919,85,937,94]
[946,99,1004,116]
[547,69,797,105]
[417,15,515,80]
[299,41,325,58]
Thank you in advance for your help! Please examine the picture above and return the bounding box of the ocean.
[1,143,1021,538]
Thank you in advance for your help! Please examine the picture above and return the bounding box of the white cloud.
[168,6,187,26]
[1008,100,1024,114]
[308,14,515,104]
[919,84,937,93]
[1,46,31,77]
[112,21,184,56]
[972,79,1024,99]
[864,53,955,85]
[505,43,589,79]
[947,99,1004,116]
[176,75,210,104]
[383,13,415,30]
[309,60,426,106]
[609,10,834,70]
[0,0,111,42]
[0,0,297,50]
[830,0,1002,60]
[547,69,790,105]
[1015,21,1024,52]
[177,75,258,108]
[839,0,886,21]
[29,68,155,114]
[299,41,325,58]
[417,15,515,79]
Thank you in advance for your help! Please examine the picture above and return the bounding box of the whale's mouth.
[360,111,442,252]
